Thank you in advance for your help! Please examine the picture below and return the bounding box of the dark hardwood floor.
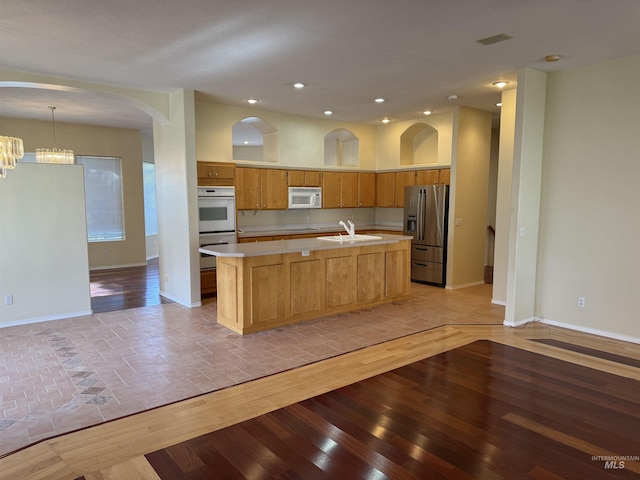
[145,340,640,479]
[89,258,172,313]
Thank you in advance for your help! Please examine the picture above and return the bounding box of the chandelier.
[36,106,74,164]
[0,135,24,179]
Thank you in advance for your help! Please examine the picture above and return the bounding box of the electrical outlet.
[4,294,13,305]
[577,296,585,308]
[103,249,109,257]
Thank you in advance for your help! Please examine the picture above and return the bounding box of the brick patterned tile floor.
[0,283,503,457]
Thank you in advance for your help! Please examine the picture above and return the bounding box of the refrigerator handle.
[416,188,423,242]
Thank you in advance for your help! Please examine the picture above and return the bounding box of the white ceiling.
[1,0,639,131]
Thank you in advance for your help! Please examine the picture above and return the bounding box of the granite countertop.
[200,233,412,258]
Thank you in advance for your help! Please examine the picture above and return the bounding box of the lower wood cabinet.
[215,239,410,334]
[200,269,217,295]
[325,255,355,308]
[357,252,384,303]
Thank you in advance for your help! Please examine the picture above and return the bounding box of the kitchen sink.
[317,234,382,242]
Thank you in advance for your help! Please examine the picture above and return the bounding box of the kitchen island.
[200,234,412,334]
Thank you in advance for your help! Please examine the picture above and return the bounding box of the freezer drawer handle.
[414,247,429,251]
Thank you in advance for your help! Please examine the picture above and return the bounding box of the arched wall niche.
[232,116,278,162]
[324,128,359,167]
[400,123,438,166]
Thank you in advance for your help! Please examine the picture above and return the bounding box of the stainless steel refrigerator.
[403,185,449,286]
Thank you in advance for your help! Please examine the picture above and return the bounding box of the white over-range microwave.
[288,187,322,209]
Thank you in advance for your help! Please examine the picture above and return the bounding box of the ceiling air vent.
[476,33,512,46]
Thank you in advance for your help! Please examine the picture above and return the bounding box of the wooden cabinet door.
[249,263,286,325]
[290,259,323,315]
[261,169,288,209]
[376,172,395,207]
[415,170,439,185]
[340,172,358,208]
[357,173,376,207]
[385,249,408,297]
[322,172,342,208]
[325,255,355,307]
[394,171,416,208]
[438,168,451,185]
[357,252,384,302]
[287,170,305,186]
[236,168,261,209]
[304,170,322,186]
[197,162,235,186]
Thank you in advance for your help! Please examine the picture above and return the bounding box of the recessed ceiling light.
[492,81,509,88]
[381,118,390,123]
[374,98,385,103]
[324,110,333,116]
[293,82,305,89]
[423,110,432,116]
[246,98,259,104]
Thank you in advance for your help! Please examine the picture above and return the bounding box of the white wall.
[0,163,91,326]
[154,89,201,307]
[535,55,640,341]
[504,68,547,326]
[493,89,517,306]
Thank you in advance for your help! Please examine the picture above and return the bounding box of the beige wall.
[0,117,146,270]
[195,99,378,169]
[448,107,492,288]
[0,163,91,326]
[535,55,640,341]
[377,112,453,170]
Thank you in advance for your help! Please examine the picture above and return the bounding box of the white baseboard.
[492,298,506,306]
[159,291,201,308]
[503,317,536,328]
[539,317,640,345]
[0,310,93,329]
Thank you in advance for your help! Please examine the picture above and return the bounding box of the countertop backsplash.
[237,207,403,236]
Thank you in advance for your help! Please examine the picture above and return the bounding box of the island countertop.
[200,233,413,258]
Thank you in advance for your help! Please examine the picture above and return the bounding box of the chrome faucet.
[339,220,355,238]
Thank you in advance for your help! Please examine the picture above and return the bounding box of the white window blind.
[143,162,158,236]
[77,156,125,241]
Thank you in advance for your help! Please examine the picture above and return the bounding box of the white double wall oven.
[197,186,236,270]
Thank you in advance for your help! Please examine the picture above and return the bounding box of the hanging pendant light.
[0,135,24,178]
[36,106,74,164]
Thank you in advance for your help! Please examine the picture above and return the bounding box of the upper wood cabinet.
[322,172,358,208]
[236,167,288,210]
[376,171,416,208]
[357,173,376,207]
[197,162,235,186]
[438,168,451,185]
[287,170,322,187]
[415,169,439,185]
